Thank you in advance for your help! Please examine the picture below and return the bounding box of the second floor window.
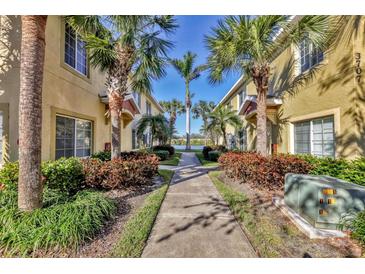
[300,37,324,73]
[133,92,141,108]
[238,90,246,108]
[146,101,152,116]
[64,23,88,76]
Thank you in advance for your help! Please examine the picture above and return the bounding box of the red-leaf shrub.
[82,153,159,190]
[219,152,313,191]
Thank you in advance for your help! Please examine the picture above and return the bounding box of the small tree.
[136,114,169,146]
[159,99,185,144]
[207,106,242,146]
[192,100,215,145]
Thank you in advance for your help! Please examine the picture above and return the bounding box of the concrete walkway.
[142,152,257,258]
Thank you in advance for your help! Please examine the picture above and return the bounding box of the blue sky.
[151,16,240,136]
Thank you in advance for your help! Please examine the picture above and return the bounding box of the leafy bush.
[202,145,227,160]
[152,145,175,156]
[297,154,365,186]
[154,150,169,161]
[349,211,365,244]
[82,153,159,190]
[0,189,116,256]
[0,161,19,191]
[219,152,312,191]
[91,150,111,161]
[120,150,148,159]
[208,151,221,162]
[202,146,213,159]
[42,157,85,195]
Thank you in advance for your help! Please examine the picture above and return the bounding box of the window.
[64,23,88,76]
[294,116,334,157]
[146,101,152,116]
[238,90,246,108]
[56,115,92,159]
[133,92,141,108]
[300,37,324,73]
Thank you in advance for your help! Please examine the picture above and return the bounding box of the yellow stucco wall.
[0,15,164,161]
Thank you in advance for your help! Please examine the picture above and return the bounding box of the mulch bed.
[218,172,363,258]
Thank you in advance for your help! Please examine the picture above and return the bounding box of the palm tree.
[67,16,177,158]
[159,99,185,144]
[170,51,206,150]
[206,16,336,156]
[18,16,48,212]
[136,114,169,146]
[192,100,215,145]
[207,106,242,147]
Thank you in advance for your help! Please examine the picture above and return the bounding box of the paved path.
[142,152,257,258]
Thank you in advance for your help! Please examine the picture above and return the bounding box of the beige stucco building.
[215,16,365,159]
[0,15,163,163]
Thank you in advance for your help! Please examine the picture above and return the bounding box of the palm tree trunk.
[185,105,191,150]
[185,83,191,150]
[109,91,122,159]
[222,127,227,146]
[110,108,121,158]
[18,15,47,211]
[256,87,268,156]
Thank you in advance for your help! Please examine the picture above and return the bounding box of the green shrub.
[0,161,19,191]
[91,151,111,161]
[42,157,84,195]
[297,154,365,186]
[152,145,175,156]
[202,146,213,159]
[154,150,169,161]
[208,150,221,162]
[349,211,365,244]
[0,189,116,256]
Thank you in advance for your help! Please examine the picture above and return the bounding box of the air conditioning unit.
[285,173,365,230]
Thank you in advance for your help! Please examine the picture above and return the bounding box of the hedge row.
[0,152,159,193]
[219,152,312,191]
[296,154,365,187]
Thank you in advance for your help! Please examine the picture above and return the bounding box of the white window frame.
[55,114,93,159]
[299,38,324,73]
[64,23,88,76]
[293,116,335,158]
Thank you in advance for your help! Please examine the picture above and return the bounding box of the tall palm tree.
[192,100,215,145]
[136,114,169,146]
[207,106,242,147]
[159,99,185,144]
[67,16,177,158]
[170,51,206,150]
[18,16,48,212]
[206,16,336,156]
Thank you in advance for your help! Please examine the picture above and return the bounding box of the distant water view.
[173,145,204,150]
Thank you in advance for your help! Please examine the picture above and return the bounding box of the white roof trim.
[213,75,245,111]
[237,96,282,116]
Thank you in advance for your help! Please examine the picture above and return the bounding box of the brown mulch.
[219,172,363,258]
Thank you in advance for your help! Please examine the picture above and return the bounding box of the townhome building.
[0,15,163,164]
[214,16,365,159]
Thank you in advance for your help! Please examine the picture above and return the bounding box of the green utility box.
[284,173,365,230]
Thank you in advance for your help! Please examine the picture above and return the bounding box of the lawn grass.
[0,188,116,257]
[195,152,219,167]
[159,152,182,166]
[175,148,201,153]
[110,169,174,257]
[209,171,281,257]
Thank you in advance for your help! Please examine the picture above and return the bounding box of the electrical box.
[284,173,365,230]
